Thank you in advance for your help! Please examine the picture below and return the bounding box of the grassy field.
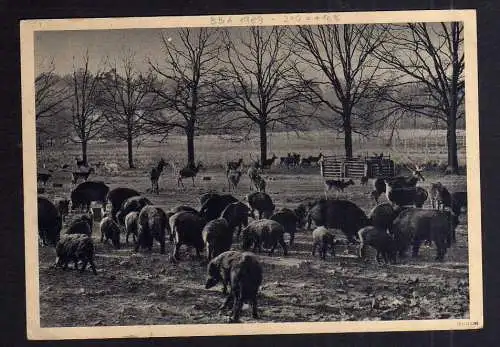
[37,129,467,171]
[36,129,470,326]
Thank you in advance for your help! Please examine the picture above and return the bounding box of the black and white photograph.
[21,10,482,340]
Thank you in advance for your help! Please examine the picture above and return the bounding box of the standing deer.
[262,154,277,169]
[227,169,243,191]
[226,158,243,176]
[371,163,425,204]
[177,162,203,188]
[150,158,166,194]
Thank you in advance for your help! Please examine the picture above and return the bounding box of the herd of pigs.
[36,165,467,323]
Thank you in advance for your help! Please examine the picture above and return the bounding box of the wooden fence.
[320,155,395,180]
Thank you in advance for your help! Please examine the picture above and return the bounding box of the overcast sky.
[34,23,452,79]
[35,28,181,75]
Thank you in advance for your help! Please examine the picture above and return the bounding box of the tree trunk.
[186,126,195,166]
[446,25,461,176]
[81,140,88,166]
[343,114,353,159]
[127,135,134,169]
[446,112,459,174]
[259,123,267,165]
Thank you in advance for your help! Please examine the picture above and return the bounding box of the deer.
[247,162,262,191]
[71,167,95,184]
[252,174,266,192]
[177,162,203,188]
[226,158,244,176]
[75,157,86,168]
[227,169,243,191]
[309,152,324,166]
[150,158,166,194]
[324,179,355,198]
[262,153,277,169]
[371,160,426,205]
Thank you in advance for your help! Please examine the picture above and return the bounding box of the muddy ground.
[38,166,469,326]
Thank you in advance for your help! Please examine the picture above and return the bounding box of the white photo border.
[21,9,483,340]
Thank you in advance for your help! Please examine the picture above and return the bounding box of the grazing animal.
[227,170,243,191]
[37,172,52,186]
[67,214,93,233]
[106,187,140,221]
[226,158,243,175]
[270,209,299,246]
[220,201,250,239]
[164,211,176,241]
[433,183,452,210]
[70,181,110,212]
[71,168,95,184]
[38,196,62,246]
[99,216,121,249]
[247,192,275,219]
[200,194,239,222]
[280,155,294,169]
[241,219,288,256]
[429,182,442,209]
[281,153,301,168]
[75,157,86,168]
[202,218,232,261]
[66,217,92,237]
[54,198,70,221]
[124,211,139,244]
[324,179,355,194]
[103,162,119,174]
[358,226,396,264]
[311,226,336,260]
[299,157,312,167]
[247,165,262,190]
[170,211,207,261]
[391,208,459,261]
[204,250,241,295]
[135,206,168,254]
[414,186,429,208]
[368,202,399,232]
[55,234,97,275]
[252,174,266,193]
[371,164,425,203]
[205,251,263,323]
[199,192,220,207]
[171,205,200,215]
[309,153,324,166]
[150,158,167,194]
[306,199,369,244]
[451,191,467,218]
[262,154,277,169]
[116,196,152,225]
[292,204,308,228]
[177,162,203,188]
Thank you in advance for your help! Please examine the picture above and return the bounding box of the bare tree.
[214,27,313,164]
[291,25,389,159]
[145,28,221,166]
[98,52,155,168]
[35,59,69,120]
[373,22,464,173]
[67,51,105,166]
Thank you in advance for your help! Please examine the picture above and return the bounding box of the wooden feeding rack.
[320,154,395,180]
